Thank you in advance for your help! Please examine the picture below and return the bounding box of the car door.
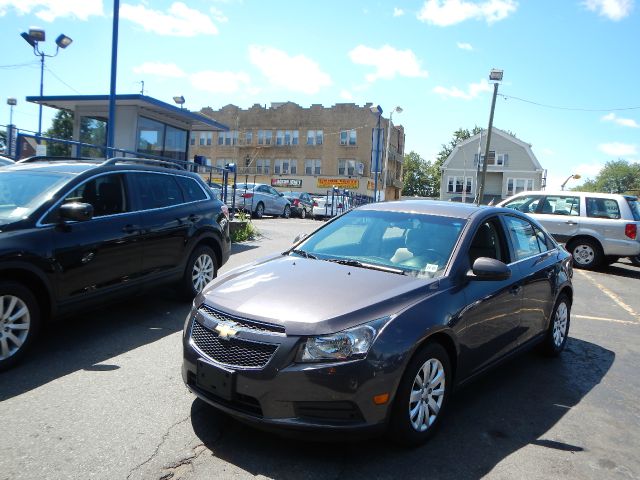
[268,186,286,214]
[50,172,143,303]
[532,194,581,244]
[129,171,193,279]
[457,217,524,376]
[501,215,556,344]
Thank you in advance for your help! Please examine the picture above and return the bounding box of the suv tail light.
[625,223,637,240]
[240,193,253,199]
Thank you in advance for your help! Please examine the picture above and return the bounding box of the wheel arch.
[566,234,603,253]
[0,267,54,321]
[409,329,459,385]
[192,235,223,270]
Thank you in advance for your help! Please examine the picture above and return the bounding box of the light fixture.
[28,27,45,42]
[55,34,73,49]
[173,95,185,109]
[20,32,36,48]
[7,98,17,106]
[489,69,504,81]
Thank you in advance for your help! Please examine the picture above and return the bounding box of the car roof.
[503,190,636,200]
[359,199,490,219]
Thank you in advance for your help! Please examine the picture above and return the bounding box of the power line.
[44,66,81,94]
[0,61,40,70]
[500,94,640,112]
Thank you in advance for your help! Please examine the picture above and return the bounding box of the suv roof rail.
[103,157,186,171]
[16,155,103,164]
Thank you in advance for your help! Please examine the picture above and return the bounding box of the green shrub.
[230,212,258,242]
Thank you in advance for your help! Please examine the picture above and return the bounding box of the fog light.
[373,393,389,405]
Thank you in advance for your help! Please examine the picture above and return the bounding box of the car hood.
[199,255,438,335]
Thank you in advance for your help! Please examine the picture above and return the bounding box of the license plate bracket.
[196,360,235,401]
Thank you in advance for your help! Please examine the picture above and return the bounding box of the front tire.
[253,202,264,219]
[539,294,571,356]
[568,238,602,269]
[0,282,40,371]
[182,246,217,298]
[388,342,451,446]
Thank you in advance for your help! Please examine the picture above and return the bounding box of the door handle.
[122,224,139,234]
[565,220,578,225]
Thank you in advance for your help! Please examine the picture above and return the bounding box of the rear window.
[586,197,621,219]
[176,176,207,202]
[626,198,640,221]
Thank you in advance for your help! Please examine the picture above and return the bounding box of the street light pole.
[477,68,503,205]
[370,105,383,202]
[561,174,581,190]
[382,106,402,202]
[107,0,120,158]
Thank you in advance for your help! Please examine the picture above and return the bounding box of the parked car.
[232,183,291,219]
[311,194,351,219]
[498,191,640,269]
[182,201,573,445]
[207,181,223,200]
[0,156,231,370]
[281,191,314,218]
[0,155,15,166]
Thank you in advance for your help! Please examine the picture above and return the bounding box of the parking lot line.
[576,270,639,320]
[573,314,639,325]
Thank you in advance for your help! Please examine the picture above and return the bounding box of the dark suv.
[0,157,230,370]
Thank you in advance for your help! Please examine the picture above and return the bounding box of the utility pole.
[477,69,503,205]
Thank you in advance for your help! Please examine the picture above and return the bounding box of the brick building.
[190,102,405,200]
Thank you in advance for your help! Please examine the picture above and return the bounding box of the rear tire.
[539,293,571,356]
[253,202,264,219]
[0,282,41,371]
[300,208,306,219]
[182,246,217,299]
[388,342,452,446]
[568,238,602,269]
[282,205,291,219]
[630,255,640,267]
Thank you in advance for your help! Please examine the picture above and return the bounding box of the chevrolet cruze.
[182,200,573,445]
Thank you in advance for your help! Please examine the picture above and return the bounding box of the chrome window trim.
[36,169,212,228]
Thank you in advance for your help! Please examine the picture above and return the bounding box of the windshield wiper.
[324,258,406,275]
[291,249,317,259]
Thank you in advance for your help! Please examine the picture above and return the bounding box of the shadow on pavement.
[190,337,613,480]
[0,286,191,401]
[600,262,640,280]
[230,243,261,254]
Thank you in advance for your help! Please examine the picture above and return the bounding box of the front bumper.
[181,310,395,433]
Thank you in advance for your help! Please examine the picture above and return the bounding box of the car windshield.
[282,192,299,197]
[0,171,73,224]
[294,209,465,278]
[626,197,640,221]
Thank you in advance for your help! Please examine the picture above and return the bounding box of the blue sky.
[0,0,638,189]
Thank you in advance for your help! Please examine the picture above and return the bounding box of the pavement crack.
[126,415,191,480]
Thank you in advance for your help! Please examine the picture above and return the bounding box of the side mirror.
[59,202,94,222]
[293,232,307,244]
[467,257,511,281]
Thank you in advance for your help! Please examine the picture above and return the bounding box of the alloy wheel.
[0,295,31,362]
[192,254,215,293]
[409,358,445,432]
[553,301,568,347]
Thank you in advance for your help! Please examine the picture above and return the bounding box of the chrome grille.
[191,321,278,368]
[198,304,285,335]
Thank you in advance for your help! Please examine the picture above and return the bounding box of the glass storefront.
[136,116,187,161]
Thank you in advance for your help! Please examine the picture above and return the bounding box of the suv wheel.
[568,238,602,269]
[388,342,451,446]
[183,246,217,298]
[253,202,264,219]
[0,282,40,371]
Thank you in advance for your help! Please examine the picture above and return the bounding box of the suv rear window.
[586,197,621,219]
[131,173,184,210]
[626,198,640,221]
[176,176,207,202]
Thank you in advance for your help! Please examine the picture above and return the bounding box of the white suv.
[498,191,640,269]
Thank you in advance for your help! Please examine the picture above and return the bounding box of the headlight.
[297,316,391,363]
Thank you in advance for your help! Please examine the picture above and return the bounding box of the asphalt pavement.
[1,215,639,480]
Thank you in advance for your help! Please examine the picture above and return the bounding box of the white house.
[440,127,545,204]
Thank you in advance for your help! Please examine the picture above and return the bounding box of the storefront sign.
[271,178,302,188]
[317,178,359,189]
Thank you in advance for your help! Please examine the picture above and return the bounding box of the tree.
[574,159,640,194]
[45,110,74,156]
[402,151,439,197]
[435,126,483,168]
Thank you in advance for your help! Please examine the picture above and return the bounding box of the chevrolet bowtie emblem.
[215,322,238,340]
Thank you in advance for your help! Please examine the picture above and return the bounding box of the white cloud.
[457,41,474,50]
[190,71,251,94]
[133,62,186,78]
[340,90,354,101]
[583,0,633,21]
[210,6,228,23]
[598,142,638,157]
[601,112,639,128]
[248,45,332,94]
[349,45,428,83]
[433,78,491,100]
[417,0,518,26]
[120,2,219,37]
[393,7,405,16]
[0,0,103,21]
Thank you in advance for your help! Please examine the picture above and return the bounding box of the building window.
[218,131,237,146]
[136,116,188,161]
[245,130,253,145]
[474,151,508,166]
[276,130,284,146]
[274,159,297,175]
[292,130,299,145]
[338,159,356,176]
[205,132,212,146]
[507,178,535,196]
[258,130,273,145]
[340,129,357,146]
[447,176,474,194]
[305,159,321,175]
[190,132,196,146]
[256,159,271,174]
[307,130,323,145]
[199,133,205,146]
[215,159,230,169]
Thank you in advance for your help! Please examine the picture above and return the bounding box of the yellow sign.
[317,178,359,189]
[367,180,375,191]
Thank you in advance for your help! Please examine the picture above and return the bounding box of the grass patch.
[230,212,259,242]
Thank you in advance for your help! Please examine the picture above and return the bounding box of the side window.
[503,195,542,213]
[532,225,551,253]
[256,185,269,194]
[540,196,580,216]
[131,173,184,210]
[469,219,506,265]
[268,187,280,196]
[61,174,128,218]
[586,197,621,219]
[503,216,543,261]
[176,176,207,202]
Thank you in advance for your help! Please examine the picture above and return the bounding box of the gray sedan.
[232,183,291,219]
